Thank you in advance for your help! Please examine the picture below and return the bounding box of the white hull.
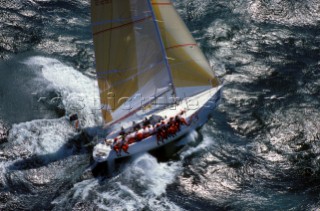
[93,86,222,163]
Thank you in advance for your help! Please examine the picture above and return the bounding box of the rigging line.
[146,0,177,101]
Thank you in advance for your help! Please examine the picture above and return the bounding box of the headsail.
[91,0,172,124]
[151,0,220,98]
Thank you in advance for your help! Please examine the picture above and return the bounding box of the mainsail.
[91,0,172,124]
[91,0,219,125]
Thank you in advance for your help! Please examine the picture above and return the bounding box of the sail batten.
[96,60,163,79]
[92,14,152,26]
[99,60,165,92]
[166,43,197,50]
[93,16,152,36]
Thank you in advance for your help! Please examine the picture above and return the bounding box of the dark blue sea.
[1,0,320,210]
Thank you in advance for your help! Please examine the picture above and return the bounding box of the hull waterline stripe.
[93,16,152,36]
[166,43,197,50]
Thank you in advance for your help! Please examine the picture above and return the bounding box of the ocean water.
[1,0,320,210]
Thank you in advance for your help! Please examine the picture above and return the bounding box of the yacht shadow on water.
[7,131,95,171]
[6,124,198,179]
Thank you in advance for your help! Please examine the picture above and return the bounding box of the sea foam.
[23,56,102,128]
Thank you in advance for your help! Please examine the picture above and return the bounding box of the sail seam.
[166,43,197,50]
[93,16,152,36]
[152,3,172,5]
[97,60,163,79]
[92,14,152,26]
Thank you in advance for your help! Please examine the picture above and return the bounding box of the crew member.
[69,113,80,131]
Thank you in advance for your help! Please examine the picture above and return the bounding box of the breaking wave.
[23,56,102,128]
[52,154,183,210]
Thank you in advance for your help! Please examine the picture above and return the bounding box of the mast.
[146,0,177,101]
